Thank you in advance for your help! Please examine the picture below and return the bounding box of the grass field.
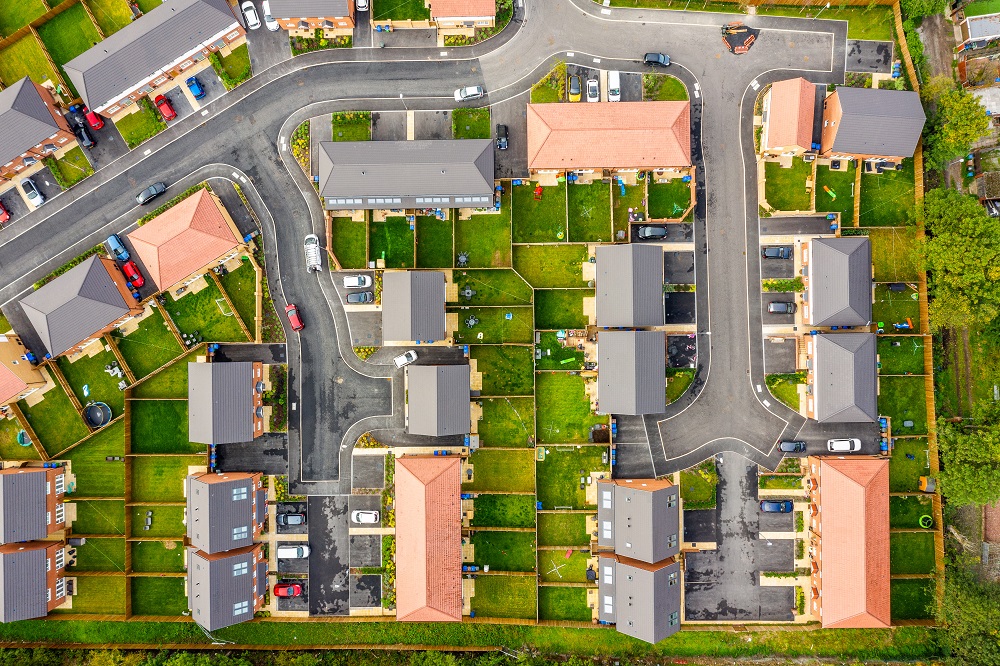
[756,4,894,40]
[451,269,532,306]
[648,179,691,219]
[37,3,101,95]
[567,183,612,242]
[136,0,162,12]
[878,336,924,374]
[131,351,196,399]
[536,445,609,509]
[538,586,591,622]
[54,146,95,187]
[471,494,536,528]
[415,216,453,268]
[454,192,511,267]
[71,499,125,535]
[536,331,584,370]
[131,456,204,502]
[53,574,126,615]
[643,73,688,101]
[114,99,166,149]
[369,216,415,268]
[469,575,536,619]
[613,183,646,241]
[889,438,930,492]
[131,577,188,616]
[537,513,589,547]
[0,0,47,37]
[764,158,813,211]
[471,531,536,572]
[131,540,186,573]
[58,347,126,417]
[330,217,368,269]
[471,345,534,395]
[879,375,928,434]
[513,244,588,288]
[86,0,133,35]
[873,284,920,333]
[889,532,936,575]
[0,34,60,88]
[63,421,125,496]
[536,372,606,445]
[166,282,248,343]
[71,537,125,572]
[452,108,490,139]
[113,307,183,378]
[0,413,40,461]
[512,181,567,243]
[20,380,89,457]
[218,258,257,334]
[766,373,803,412]
[859,159,916,227]
[330,112,371,141]
[666,368,695,404]
[478,397,535,447]
[130,505,186,538]
[890,495,934,529]
[680,459,718,510]
[451,306,533,345]
[890,578,935,620]
[535,289,591,330]
[464,449,535,493]
[372,0,430,20]
[815,165,856,225]
[539,550,590,583]
[869,228,920,283]
[131,400,203,454]
[217,43,250,88]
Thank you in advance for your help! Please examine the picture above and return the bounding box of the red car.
[82,106,104,130]
[154,95,176,121]
[274,583,302,598]
[0,201,9,225]
[285,304,304,331]
[121,260,144,288]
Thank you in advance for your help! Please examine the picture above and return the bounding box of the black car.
[760,499,794,513]
[767,301,796,314]
[644,52,671,67]
[637,226,668,240]
[347,291,374,304]
[496,124,508,151]
[778,440,806,453]
[136,182,167,206]
[73,123,96,149]
[761,246,792,259]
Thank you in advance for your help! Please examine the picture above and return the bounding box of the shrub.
[291,122,309,169]
[264,364,287,431]
[354,346,379,360]
[762,277,804,292]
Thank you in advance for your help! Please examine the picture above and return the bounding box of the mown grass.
[869,228,921,283]
[666,368,695,404]
[889,438,930,492]
[613,183,646,241]
[372,0,430,20]
[471,494,536,528]
[567,183,612,242]
[454,192,512,267]
[131,577,188,616]
[331,111,372,141]
[537,512,589,547]
[219,258,257,335]
[878,336,925,375]
[114,99,166,149]
[512,181,567,243]
[37,2,100,95]
[71,537,125,572]
[680,459,717,510]
[890,495,934,529]
[131,400,204,454]
[469,575,536,619]
[57,346,126,417]
[451,269,532,306]
[86,0,133,35]
[815,165,855,225]
[130,504,186,538]
[369,216,414,268]
[478,397,535,447]
[166,282,248,343]
[648,178,691,219]
[464,449,535,493]
[0,412,40,460]
[535,289,591,330]
[131,455,204,502]
[643,73,688,101]
[471,530,536,572]
[330,217,368,269]
[0,0,47,38]
[112,306,183,379]
[859,159,916,227]
[879,375,928,434]
[54,146,95,187]
[451,306,533,344]
[71,499,125,535]
[536,331,584,370]
[52,575,126,615]
[63,421,125,496]
[513,244,588,288]
[415,216,453,268]
[539,586,592,622]
[889,531,936,575]
[131,350,197,399]
[764,158,813,211]
[471,345,534,395]
[131,540,186,573]
[20,380,89,457]
[0,34,59,87]
[890,579,935,620]
[539,550,591,583]
[452,108,490,140]
[536,445,609,509]
[536,372,605,445]
[873,284,921,332]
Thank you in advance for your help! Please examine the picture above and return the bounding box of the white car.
[241,1,261,29]
[343,274,372,289]
[827,438,862,453]
[586,78,599,102]
[454,86,485,102]
[356,0,369,9]
[261,0,279,30]
[393,350,418,368]
[276,544,310,558]
[352,510,380,524]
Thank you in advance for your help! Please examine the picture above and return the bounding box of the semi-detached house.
[0,78,77,191]
[268,0,355,37]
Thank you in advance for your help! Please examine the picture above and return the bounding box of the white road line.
[600,8,611,14]
[143,149,151,155]
[440,51,448,56]
[201,109,209,116]
[756,384,762,392]
[566,51,575,57]
[593,57,602,63]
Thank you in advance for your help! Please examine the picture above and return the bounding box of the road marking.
[601,8,611,13]
[143,149,151,155]
[201,109,209,116]
[566,51,575,57]
[763,400,771,407]
[232,171,240,179]
[291,402,297,410]
[694,90,700,99]
[750,79,760,90]
[694,82,701,92]
[240,176,247,183]
[593,57,601,63]
[756,384,762,392]
[440,51,448,56]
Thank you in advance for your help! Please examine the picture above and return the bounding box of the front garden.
[452,108,490,140]
[680,459,718,510]
[114,98,167,149]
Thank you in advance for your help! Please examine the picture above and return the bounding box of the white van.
[304,234,322,272]
[277,545,310,559]
[827,438,861,453]
[607,70,621,102]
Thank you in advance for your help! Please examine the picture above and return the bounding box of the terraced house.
[268,0,355,37]
[0,78,77,193]
[819,87,925,163]
[428,0,496,37]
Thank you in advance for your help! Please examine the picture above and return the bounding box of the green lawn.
[478,397,535,447]
[464,449,535,493]
[86,0,133,35]
[513,244,588,288]
[535,289,591,329]
[415,216,454,268]
[890,578,935,620]
[114,98,166,149]
[454,192,512,267]
[131,400,203,454]
[759,474,804,490]
[54,146,95,187]
[71,537,126,572]
[57,347,126,418]
[680,459,718,510]
[37,3,101,95]
[889,532,936,575]
[470,575,536,619]
[471,494,536,528]
[112,306,183,379]
[536,373,605,445]
[131,541,186,573]
[216,43,250,88]
[0,414,40,461]
[666,368,695,404]
[131,456,204,502]
[537,513,589,547]
[764,158,813,211]
[369,216,414,268]
[472,531,536,572]
[471,345,534,395]
[451,306,533,344]
[512,181,567,243]
[0,0,47,37]
[71,499,125,535]
[136,0,162,12]
[63,421,125,496]
[536,331,584,370]
[567,183,612,242]
[889,438,930,492]
[165,282,249,343]
[878,337,925,375]
[965,0,1000,15]
[859,159,916,227]
[869,228,920,283]
[613,183,646,241]
[890,495,934,529]
[331,111,371,141]
[880,375,927,435]
[539,550,590,583]
[643,73,688,101]
[539,586,591,622]
[452,108,490,140]
[53,575,126,615]
[219,257,257,335]
[130,577,188,616]
[766,373,804,412]
[536,445,609,509]
[873,284,920,332]
[131,351,196,399]
[450,269,532,306]
[815,165,856,225]
[372,0,429,20]
[20,381,89,457]
[330,217,368,269]
[130,505,186,538]
[755,5,894,40]
[0,34,60,88]
[648,179,692,219]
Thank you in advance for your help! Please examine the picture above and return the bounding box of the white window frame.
[233,600,249,616]
[232,486,248,501]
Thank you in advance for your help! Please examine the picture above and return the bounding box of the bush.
[209,50,251,89]
[442,0,514,46]
[762,277,804,292]
[290,29,351,55]
[274,475,304,502]
[354,346,378,360]
[264,364,287,431]
[291,122,309,169]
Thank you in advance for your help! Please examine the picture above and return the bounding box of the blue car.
[186,76,206,100]
[760,500,794,513]
[106,234,129,262]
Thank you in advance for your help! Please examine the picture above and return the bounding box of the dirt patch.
[917,14,957,79]
[163,540,178,550]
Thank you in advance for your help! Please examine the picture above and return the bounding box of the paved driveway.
[244,4,293,71]
[276,579,309,612]
[276,501,308,534]
[307,495,349,615]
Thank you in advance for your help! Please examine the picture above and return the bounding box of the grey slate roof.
[186,473,259,554]
[809,237,872,327]
[0,78,62,166]
[268,0,350,17]
[188,362,254,445]
[64,0,240,110]
[596,480,680,564]
[596,244,664,327]
[0,546,48,622]
[0,471,47,544]
[382,271,446,342]
[406,364,471,437]
[830,88,925,158]
[317,140,495,210]
[813,333,878,423]
[187,546,259,631]
[598,556,682,644]
[598,330,665,415]
[19,256,130,357]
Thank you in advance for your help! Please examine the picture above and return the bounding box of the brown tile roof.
[394,456,462,622]
[765,78,816,151]
[527,101,691,170]
[429,0,494,18]
[0,364,28,405]
[127,190,241,291]
[817,457,891,628]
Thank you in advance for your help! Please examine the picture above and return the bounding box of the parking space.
[349,534,382,567]
[567,64,600,100]
[620,72,643,102]
[275,579,309,612]
[209,178,258,238]
[348,495,381,526]
[0,187,29,225]
[307,495,349,615]
[182,69,228,110]
[761,291,798,325]
[667,335,697,368]
[846,40,894,73]
[414,110,452,140]
[793,420,881,457]
[349,574,382,608]
[631,223,693,243]
[352,454,385,490]
[66,108,129,168]
[157,85,196,124]
[664,292,696,325]
[491,97,527,179]
[759,507,795,532]
[760,216,835,237]
[664,251,695,284]
[760,255,795,279]
[683,508,717,544]
[367,344,465,368]
[763,337,797,374]
[276,541,310,574]
[612,439,657,479]
[214,343,287,364]
[216,434,287,475]
[243,2,293,70]
[24,167,63,209]
[276,501,308,535]
[372,112,407,141]
[353,6,372,47]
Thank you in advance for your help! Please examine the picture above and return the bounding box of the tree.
[938,565,1000,666]
[926,88,992,168]
[937,420,1000,506]
[920,74,956,104]
[901,0,948,18]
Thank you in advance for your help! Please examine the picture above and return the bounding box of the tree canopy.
[925,88,992,168]
[937,420,1000,506]
[902,0,948,18]
[938,566,1000,666]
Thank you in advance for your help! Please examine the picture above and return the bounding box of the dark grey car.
[136,182,167,206]
[347,291,374,304]
[637,226,668,240]
[767,301,796,314]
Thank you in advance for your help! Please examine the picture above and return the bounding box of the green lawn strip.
[330,111,371,141]
[648,179,691,219]
[131,577,188,616]
[613,183,646,241]
[567,183,612,242]
[130,505,186,537]
[136,0,162,12]
[57,347,126,417]
[114,98,167,150]
[20,381,89,457]
[539,550,590,583]
[0,414,40,460]
[166,282,248,342]
[471,345,534,395]
[131,456,204,502]
[536,373,606,445]
[878,337,925,375]
[873,284,920,332]
[37,3,100,96]
[513,244,588,288]
[889,578,935,620]
[71,499,125,535]
[54,146,95,187]
[967,325,1000,409]
[536,445,609,509]
[643,73,688,101]
[814,165,855,225]
[451,306,533,344]
[759,474,803,490]
[0,34,59,89]
[889,438,930,492]
[512,181,567,243]
[131,400,203,454]
[52,575,126,615]
[869,228,920,282]
[0,0,47,37]
[763,158,813,211]
[879,375,928,435]
[0,311,10,333]
[536,331,584,370]
[471,494,536,528]
[131,540,186,573]
[372,0,429,20]
[132,350,198,399]
[450,269,532,306]
[471,530,536,572]
[680,459,718,510]
[454,192,512,267]
[765,373,803,411]
[63,421,125,496]
[859,159,916,227]
[330,217,368,269]
[415,216,454,268]
[537,513,589,546]
[889,532,936,575]
[464,449,535,492]
[755,5,894,40]
[966,0,1000,15]
[112,306,183,378]
[478,397,535,447]
[86,0,133,35]
[369,216,415,268]
[217,43,250,87]
[538,586,591,622]
[535,289,592,329]
[889,495,934,529]
[218,257,257,334]
[70,537,126,572]
[666,368,695,404]
[452,108,490,139]
[469,575,536,619]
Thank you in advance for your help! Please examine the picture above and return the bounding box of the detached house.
[0,78,77,191]
[761,77,817,155]
[820,88,925,162]
[806,333,877,423]
[188,361,265,445]
[268,0,355,37]
[429,0,495,37]
[802,237,872,327]
[597,330,665,416]
[595,244,664,328]
[405,364,471,437]
[0,466,67,543]
[0,540,68,622]
[382,271,447,344]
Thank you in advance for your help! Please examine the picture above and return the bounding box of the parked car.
[274,583,302,597]
[241,0,261,29]
[767,301,796,314]
[21,178,44,206]
[827,438,862,452]
[607,70,621,102]
[393,350,418,368]
[644,52,671,67]
[136,182,167,205]
[351,510,380,524]
[185,76,206,100]
[637,226,668,240]
[0,201,9,224]
[121,260,144,288]
[276,545,310,559]
[285,304,304,331]
[356,0,369,9]
[106,234,130,262]
[261,0,279,30]
[496,124,508,151]
[343,274,372,288]
[276,513,306,526]
[568,74,582,102]
[347,291,373,304]
[153,94,176,121]
[73,123,96,149]
[586,78,599,102]
[454,86,485,102]
[82,106,104,130]
[760,499,794,513]
[304,234,322,272]
[778,440,806,453]
[761,246,792,259]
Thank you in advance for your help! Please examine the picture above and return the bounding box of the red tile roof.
[429,0,494,18]
[0,364,28,405]
[527,101,691,170]
[394,456,462,622]
[765,78,816,151]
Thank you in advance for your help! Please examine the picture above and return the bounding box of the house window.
[233,561,248,576]
[603,596,613,614]
[232,525,249,540]
[47,557,51,572]
[55,578,65,598]
[232,486,248,501]
[667,533,677,548]
[55,548,65,570]
[55,474,65,494]
[47,588,52,602]
[669,611,679,626]
[668,571,678,586]
[601,520,612,539]
[602,565,613,584]
[233,600,249,616]
[601,490,612,509]
[47,511,51,525]
[227,30,241,40]
[666,493,677,508]
[55,503,65,524]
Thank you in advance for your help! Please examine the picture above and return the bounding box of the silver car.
[21,178,44,206]
[827,438,861,452]
[454,86,485,102]
[241,0,261,29]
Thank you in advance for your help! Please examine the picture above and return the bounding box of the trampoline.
[16,430,31,447]
[84,402,112,428]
